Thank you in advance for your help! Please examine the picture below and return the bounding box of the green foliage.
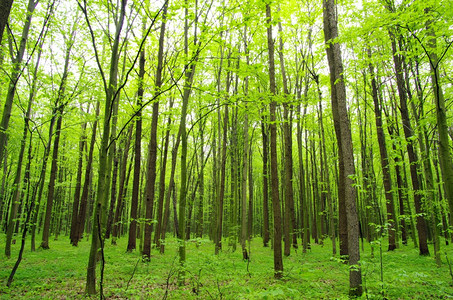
[1,235,452,299]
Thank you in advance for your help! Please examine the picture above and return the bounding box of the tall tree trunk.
[75,100,100,245]
[388,28,429,256]
[105,138,119,240]
[30,115,56,251]
[84,0,128,293]
[70,121,87,245]
[177,0,200,283]
[0,0,38,166]
[277,18,297,254]
[248,144,254,241]
[241,101,249,260]
[323,0,362,295]
[160,131,181,253]
[4,38,41,257]
[0,0,14,47]
[215,105,227,255]
[214,38,227,255]
[40,108,64,249]
[154,99,173,249]
[314,76,336,255]
[127,46,144,253]
[368,57,397,251]
[111,124,133,243]
[41,17,76,249]
[195,117,205,240]
[266,3,283,279]
[408,57,441,264]
[142,2,167,258]
[261,115,270,247]
[425,18,453,230]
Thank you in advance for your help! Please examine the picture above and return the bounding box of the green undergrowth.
[1,235,452,299]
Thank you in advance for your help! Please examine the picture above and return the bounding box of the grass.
[0,234,452,299]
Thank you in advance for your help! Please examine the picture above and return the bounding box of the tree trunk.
[266,3,283,279]
[154,100,173,249]
[112,124,133,243]
[84,0,127,287]
[195,117,205,240]
[425,18,453,231]
[388,28,429,256]
[368,58,397,251]
[127,45,144,254]
[241,102,249,260]
[0,0,13,47]
[261,115,270,247]
[177,0,199,283]
[75,100,100,245]
[314,77,336,255]
[142,2,167,258]
[323,0,362,295]
[40,108,64,249]
[0,0,38,167]
[70,122,87,245]
[4,38,40,257]
[278,18,297,254]
[215,105,227,254]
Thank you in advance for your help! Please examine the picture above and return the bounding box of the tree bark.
[142,2,167,258]
[70,122,86,245]
[111,124,133,243]
[154,100,173,249]
[127,42,144,253]
[261,116,270,247]
[425,18,453,231]
[278,18,297,254]
[266,3,283,279]
[388,28,429,256]
[368,58,397,251]
[0,0,37,170]
[323,0,362,295]
[0,0,14,47]
[4,37,40,257]
[75,100,100,245]
[40,108,63,249]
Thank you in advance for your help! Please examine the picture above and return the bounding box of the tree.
[266,2,283,279]
[0,0,41,169]
[78,0,129,293]
[0,0,14,47]
[142,0,168,259]
[368,51,397,251]
[41,18,77,249]
[323,0,362,295]
[386,4,429,255]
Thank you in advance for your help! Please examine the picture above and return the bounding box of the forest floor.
[1,234,452,299]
